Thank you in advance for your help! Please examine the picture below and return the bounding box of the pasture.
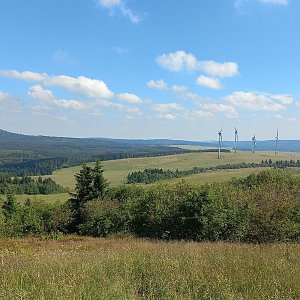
[44,150,300,189]
[0,236,299,299]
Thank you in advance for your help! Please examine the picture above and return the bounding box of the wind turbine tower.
[218,129,223,159]
[275,129,279,155]
[251,134,256,154]
[234,127,238,153]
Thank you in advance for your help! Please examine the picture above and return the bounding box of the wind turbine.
[275,129,279,155]
[251,134,256,153]
[218,129,223,159]
[234,127,238,153]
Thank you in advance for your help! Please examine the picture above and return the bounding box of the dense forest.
[1,162,300,243]
[0,175,66,195]
[127,159,300,183]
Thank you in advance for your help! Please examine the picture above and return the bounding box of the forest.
[0,175,66,195]
[1,162,300,243]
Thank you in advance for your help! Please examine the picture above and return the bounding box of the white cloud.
[28,85,89,110]
[158,113,176,121]
[0,70,47,81]
[147,79,168,90]
[98,0,122,7]
[270,94,293,105]
[172,85,207,103]
[97,0,141,23]
[184,110,214,120]
[96,99,141,114]
[1,70,114,99]
[151,103,184,113]
[172,85,187,93]
[156,51,239,78]
[28,85,55,102]
[203,103,238,118]
[54,99,89,110]
[196,75,223,89]
[259,0,288,5]
[198,61,239,78]
[0,91,22,112]
[44,75,114,99]
[117,93,144,103]
[156,51,198,72]
[225,91,288,111]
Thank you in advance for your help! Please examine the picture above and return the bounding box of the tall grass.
[0,237,299,299]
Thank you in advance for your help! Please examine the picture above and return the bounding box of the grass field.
[0,236,299,299]
[13,193,70,204]
[44,150,300,189]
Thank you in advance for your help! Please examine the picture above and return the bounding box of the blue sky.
[0,0,299,141]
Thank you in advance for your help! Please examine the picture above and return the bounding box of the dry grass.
[0,236,299,299]
[14,193,70,204]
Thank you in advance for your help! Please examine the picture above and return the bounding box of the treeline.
[0,149,229,177]
[1,165,300,243]
[0,149,192,176]
[127,159,300,184]
[0,175,66,195]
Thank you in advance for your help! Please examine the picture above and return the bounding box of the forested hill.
[1,128,300,176]
[0,129,210,176]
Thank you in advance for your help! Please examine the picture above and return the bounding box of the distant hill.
[1,128,300,176]
[0,129,212,176]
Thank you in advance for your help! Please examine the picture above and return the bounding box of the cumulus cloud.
[202,103,238,118]
[198,61,239,78]
[117,93,144,103]
[0,70,47,81]
[196,75,223,89]
[97,0,141,23]
[156,51,198,72]
[225,91,290,111]
[28,85,55,102]
[270,94,293,105]
[44,75,114,99]
[147,79,168,90]
[28,85,89,110]
[1,70,114,99]
[156,51,239,78]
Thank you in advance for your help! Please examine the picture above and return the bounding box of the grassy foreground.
[0,237,299,299]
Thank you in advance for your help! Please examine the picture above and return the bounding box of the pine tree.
[92,160,109,199]
[2,193,18,221]
[68,161,109,231]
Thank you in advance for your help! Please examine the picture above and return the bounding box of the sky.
[0,0,299,141]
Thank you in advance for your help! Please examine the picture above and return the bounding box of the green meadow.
[44,150,300,189]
